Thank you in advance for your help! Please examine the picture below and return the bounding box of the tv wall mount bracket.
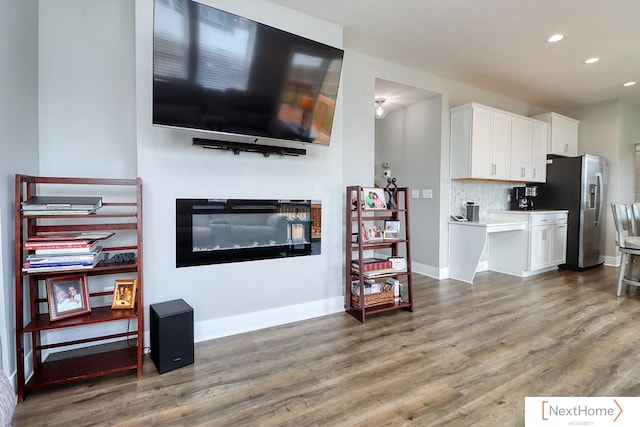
[193,138,306,157]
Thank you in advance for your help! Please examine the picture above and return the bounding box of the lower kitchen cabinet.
[488,210,568,276]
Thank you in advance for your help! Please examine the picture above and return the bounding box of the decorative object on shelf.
[111,279,137,310]
[374,98,389,119]
[385,177,398,210]
[388,256,407,272]
[362,187,387,210]
[384,220,400,240]
[103,252,136,265]
[365,223,384,241]
[46,274,91,321]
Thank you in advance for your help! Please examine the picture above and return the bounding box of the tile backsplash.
[450,180,514,219]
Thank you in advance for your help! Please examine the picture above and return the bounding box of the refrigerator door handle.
[595,172,603,226]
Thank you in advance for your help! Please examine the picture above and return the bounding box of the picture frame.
[46,273,91,321]
[360,223,369,242]
[362,187,387,210]
[384,220,400,240]
[365,223,384,241]
[111,279,137,309]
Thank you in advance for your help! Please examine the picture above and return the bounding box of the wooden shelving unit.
[14,174,143,402]
[345,186,413,323]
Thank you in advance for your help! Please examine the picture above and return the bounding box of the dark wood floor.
[12,265,640,426]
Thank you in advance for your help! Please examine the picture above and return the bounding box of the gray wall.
[375,96,442,272]
[0,0,39,380]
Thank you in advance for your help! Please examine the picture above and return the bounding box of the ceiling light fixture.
[546,34,565,43]
[374,98,389,119]
[584,57,600,64]
[623,81,637,87]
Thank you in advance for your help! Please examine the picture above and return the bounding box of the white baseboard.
[411,261,445,279]
[603,255,619,267]
[192,296,345,344]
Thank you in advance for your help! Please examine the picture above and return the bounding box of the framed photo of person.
[365,223,384,241]
[384,220,400,239]
[362,187,387,210]
[46,274,91,321]
[111,279,137,310]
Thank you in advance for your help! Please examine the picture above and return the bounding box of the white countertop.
[488,209,569,215]
[449,218,527,232]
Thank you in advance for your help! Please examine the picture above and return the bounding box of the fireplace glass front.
[176,199,321,267]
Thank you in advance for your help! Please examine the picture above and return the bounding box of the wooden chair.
[610,203,640,296]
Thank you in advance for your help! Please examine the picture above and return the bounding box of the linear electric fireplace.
[176,199,321,267]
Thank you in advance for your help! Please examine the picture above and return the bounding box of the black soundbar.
[193,138,306,157]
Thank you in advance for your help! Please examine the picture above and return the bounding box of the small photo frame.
[360,223,369,242]
[362,188,387,210]
[46,274,91,321]
[384,220,400,239]
[366,224,384,241]
[111,279,137,309]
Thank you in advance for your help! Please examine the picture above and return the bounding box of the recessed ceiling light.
[546,34,565,43]
[584,57,600,64]
[623,81,637,87]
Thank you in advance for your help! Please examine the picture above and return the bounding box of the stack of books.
[22,232,113,272]
[351,279,393,295]
[352,257,397,278]
[21,196,103,216]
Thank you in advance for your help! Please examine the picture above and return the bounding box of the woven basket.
[351,289,394,309]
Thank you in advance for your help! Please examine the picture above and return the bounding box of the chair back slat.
[611,202,633,248]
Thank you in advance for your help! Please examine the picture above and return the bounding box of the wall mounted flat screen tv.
[153,0,344,146]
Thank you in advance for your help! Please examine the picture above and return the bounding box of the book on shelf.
[21,196,102,211]
[21,209,98,216]
[24,239,98,250]
[25,250,103,266]
[26,231,114,241]
[22,255,103,273]
[351,259,393,272]
[385,278,401,303]
[359,268,397,278]
[32,243,101,255]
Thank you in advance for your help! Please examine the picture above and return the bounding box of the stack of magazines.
[22,232,114,272]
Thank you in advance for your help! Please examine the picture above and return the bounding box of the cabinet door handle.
[564,143,568,153]
[491,164,496,175]
[521,167,525,177]
[542,229,547,240]
[532,168,536,178]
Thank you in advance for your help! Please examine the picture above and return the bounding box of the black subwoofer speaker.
[150,299,194,374]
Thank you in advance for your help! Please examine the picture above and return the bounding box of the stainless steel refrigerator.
[535,154,608,270]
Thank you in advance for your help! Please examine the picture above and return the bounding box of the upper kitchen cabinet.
[451,103,511,180]
[532,112,579,157]
[510,116,547,183]
[451,103,547,182]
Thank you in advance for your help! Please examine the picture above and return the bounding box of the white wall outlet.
[383,169,391,178]
[382,161,391,168]
[411,190,419,199]
[423,189,433,198]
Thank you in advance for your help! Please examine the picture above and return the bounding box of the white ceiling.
[271,0,640,111]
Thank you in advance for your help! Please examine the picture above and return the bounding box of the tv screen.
[153,0,344,146]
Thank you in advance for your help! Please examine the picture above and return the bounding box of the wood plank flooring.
[12,266,640,426]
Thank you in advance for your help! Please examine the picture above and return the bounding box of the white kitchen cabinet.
[510,116,547,183]
[488,210,568,275]
[532,112,579,157]
[451,103,511,180]
[530,213,568,271]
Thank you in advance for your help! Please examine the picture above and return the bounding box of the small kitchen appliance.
[511,186,537,210]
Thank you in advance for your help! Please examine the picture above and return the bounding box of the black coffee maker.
[511,186,537,210]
